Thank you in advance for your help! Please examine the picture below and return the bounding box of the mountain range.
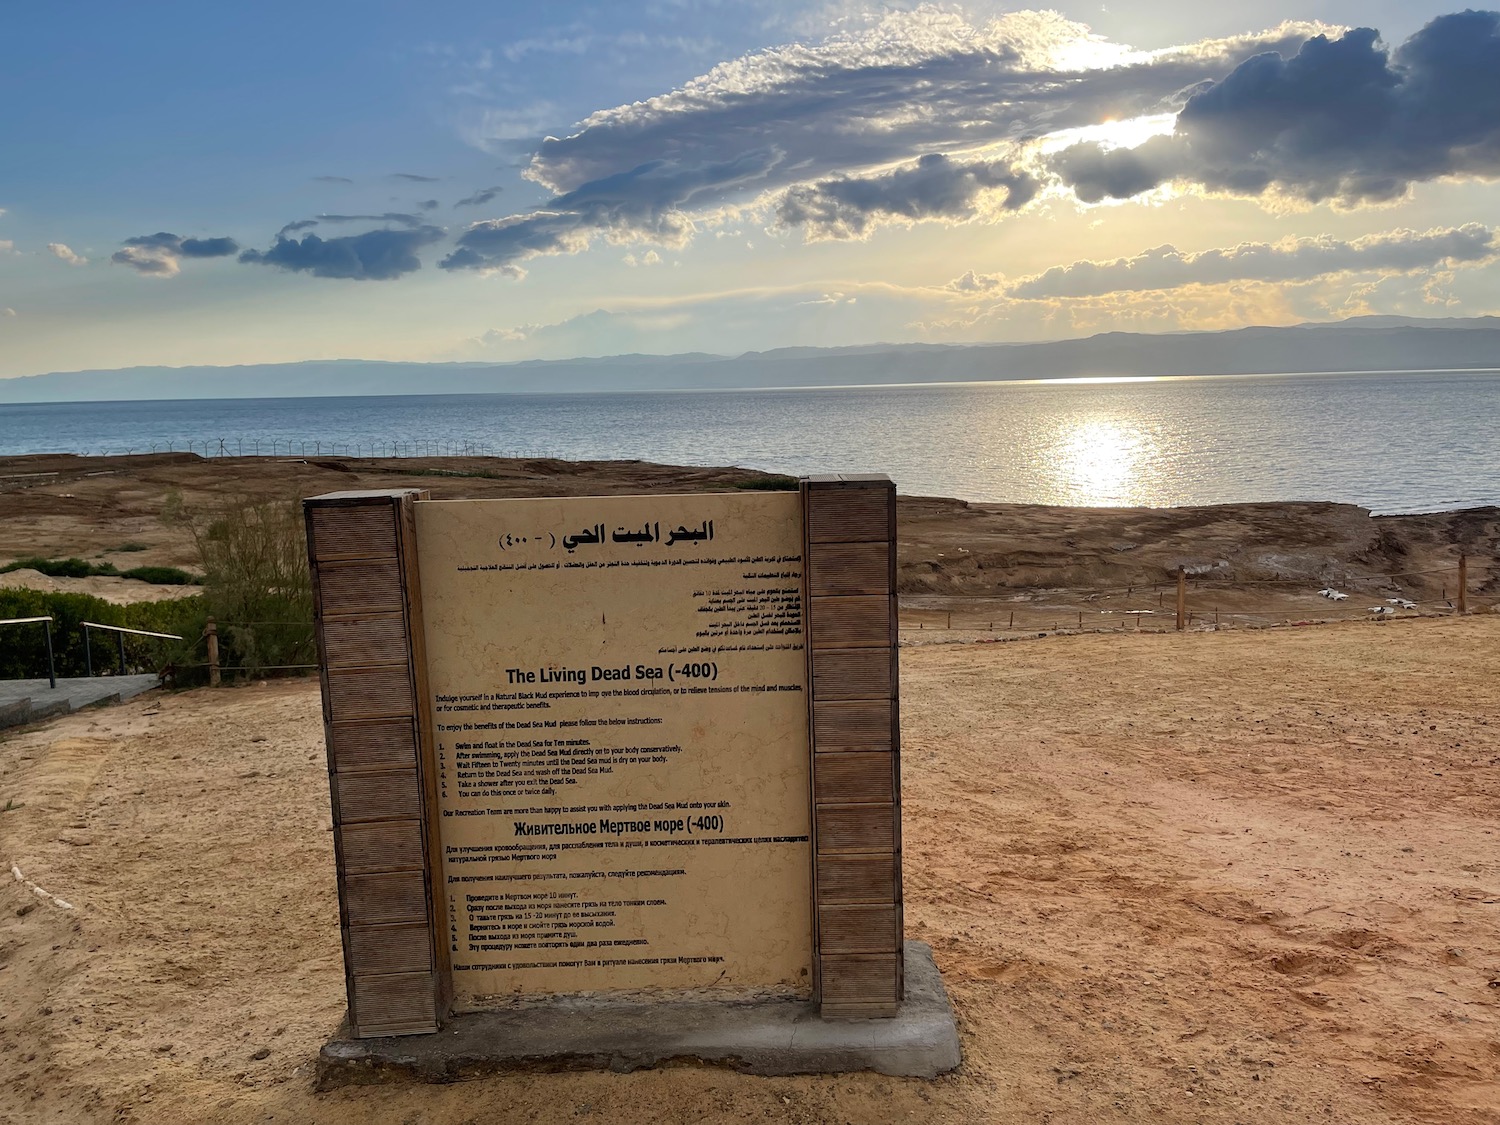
[3,315,1498,403]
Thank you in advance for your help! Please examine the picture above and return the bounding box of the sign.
[305,477,901,1039]
[415,494,813,999]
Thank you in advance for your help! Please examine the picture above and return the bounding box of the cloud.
[454,185,504,208]
[417,199,440,211]
[1054,11,1500,207]
[179,236,239,258]
[239,226,445,280]
[442,9,1317,271]
[0,240,15,255]
[2,306,15,317]
[777,153,1037,239]
[389,172,441,182]
[998,224,1500,300]
[314,175,354,184]
[47,242,87,266]
[315,212,425,226]
[278,219,319,236]
[111,231,238,276]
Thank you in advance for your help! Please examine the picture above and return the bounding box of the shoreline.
[1,451,1494,624]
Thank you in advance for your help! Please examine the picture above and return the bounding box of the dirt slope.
[3,616,1498,1124]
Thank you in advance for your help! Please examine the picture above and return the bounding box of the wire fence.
[898,558,1497,640]
[71,439,563,459]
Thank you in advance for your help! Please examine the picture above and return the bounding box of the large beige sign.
[414,493,812,1001]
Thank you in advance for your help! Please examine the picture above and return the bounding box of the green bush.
[0,589,204,680]
[0,557,201,585]
[119,565,199,586]
[0,556,98,578]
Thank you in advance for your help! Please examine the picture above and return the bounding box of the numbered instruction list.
[414,492,813,1000]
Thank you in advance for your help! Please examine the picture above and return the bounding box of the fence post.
[44,620,56,689]
[1458,553,1468,615]
[84,625,93,677]
[205,617,221,687]
[1176,567,1186,632]
[117,630,127,675]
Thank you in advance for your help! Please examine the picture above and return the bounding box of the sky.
[2,0,1500,379]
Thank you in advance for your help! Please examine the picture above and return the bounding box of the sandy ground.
[0,569,194,605]
[3,616,1498,1124]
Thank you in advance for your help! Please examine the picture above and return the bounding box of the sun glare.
[1037,112,1178,155]
[1050,416,1166,506]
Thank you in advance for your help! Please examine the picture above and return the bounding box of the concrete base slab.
[318,941,960,1088]
[0,675,158,729]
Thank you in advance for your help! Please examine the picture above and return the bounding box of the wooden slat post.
[205,617,220,687]
[801,475,903,1019]
[1176,566,1186,632]
[1458,553,1468,615]
[305,489,450,1038]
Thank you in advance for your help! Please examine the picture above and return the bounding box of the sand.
[4,616,1499,1124]
[0,570,194,605]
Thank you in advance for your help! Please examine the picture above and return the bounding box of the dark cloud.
[442,149,784,272]
[112,231,239,276]
[1000,224,1500,299]
[278,219,319,236]
[442,11,1315,271]
[239,226,445,280]
[777,154,1037,239]
[454,185,505,208]
[1054,11,1500,206]
[178,236,239,258]
[440,212,589,274]
[417,199,440,211]
[120,231,181,251]
[389,172,441,182]
[314,175,354,184]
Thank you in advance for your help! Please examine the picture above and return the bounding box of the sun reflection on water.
[1049,416,1167,506]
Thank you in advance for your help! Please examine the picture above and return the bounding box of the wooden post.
[801,475,903,1019]
[1458,553,1468,615]
[205,617,221,687]
[1175,567,1186,632]
[1008,610,1014,629]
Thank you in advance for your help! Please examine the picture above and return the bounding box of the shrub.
[0,589,204,680]
[179,497,315,674]
[119,565,199,586]
[0,556,97,578]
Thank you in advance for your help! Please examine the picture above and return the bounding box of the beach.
[1,452,1498,1123]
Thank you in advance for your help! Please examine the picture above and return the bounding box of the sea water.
[2,369,1498,514]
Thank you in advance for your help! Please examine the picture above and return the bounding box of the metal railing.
[80,621,183,677]
[1,616,56,688]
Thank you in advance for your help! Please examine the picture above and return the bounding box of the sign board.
[305,477,901,1038]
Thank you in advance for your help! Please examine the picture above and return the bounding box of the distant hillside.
[3,316,1499,402]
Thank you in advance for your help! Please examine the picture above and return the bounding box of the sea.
[3,369,1499,514]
